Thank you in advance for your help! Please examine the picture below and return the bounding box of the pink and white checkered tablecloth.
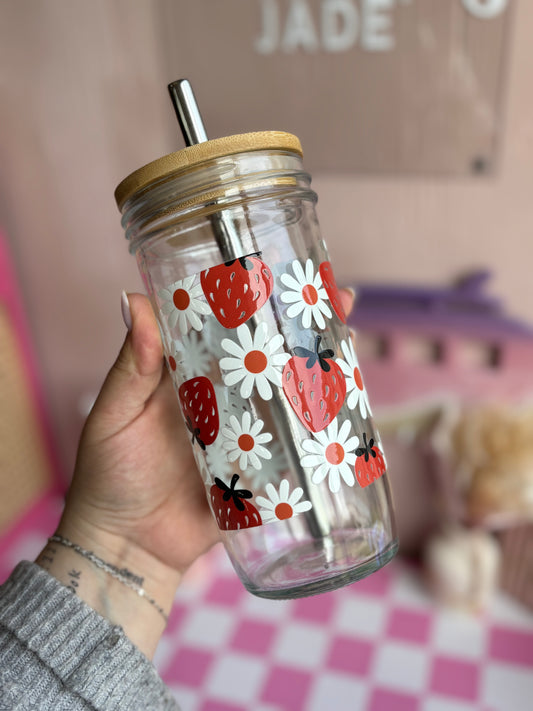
[2,495,533,711]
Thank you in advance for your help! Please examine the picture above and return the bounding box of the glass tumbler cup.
[115,130,398,599]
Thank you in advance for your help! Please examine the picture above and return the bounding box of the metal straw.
[168,79,252,263]
[168,80,208,145]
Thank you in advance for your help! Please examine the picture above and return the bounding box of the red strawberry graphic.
[178,376,219,449]
[201,254,274,328]
[210,474,263,531]
[319,261,347,324]
[282,335,346,433]
[355,433,386,488]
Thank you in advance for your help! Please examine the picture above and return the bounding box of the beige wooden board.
[0,305,52,533]
[155,0,512,174]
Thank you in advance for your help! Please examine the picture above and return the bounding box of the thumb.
[88,292,165,437]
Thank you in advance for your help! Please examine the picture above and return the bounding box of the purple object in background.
[352,271,533,337]
[347,270,533,408]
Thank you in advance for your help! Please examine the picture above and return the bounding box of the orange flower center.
[325,442,345,465]
[353,366,364,391]
[173,288,190,311]
[168,355,177,371]
[238,434,255,452]
[244,349,268,373]
[302,284,318,305]
[275,502,293,520]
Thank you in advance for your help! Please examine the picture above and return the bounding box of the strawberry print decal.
[355,433,386,488]
[280,259,332,330]
[157,251,387,509]
[282,335,346,432]
[178,376,219,449]
[201,254,274,329]
[319,261,347,324]
[210,474,263,530]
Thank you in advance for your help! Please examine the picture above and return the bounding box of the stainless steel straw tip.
[168,79,208,147]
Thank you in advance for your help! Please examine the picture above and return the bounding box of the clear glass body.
[120,148,398,598]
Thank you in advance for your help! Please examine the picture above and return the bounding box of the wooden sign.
[157,0,512,174]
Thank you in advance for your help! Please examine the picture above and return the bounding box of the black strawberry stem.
[214,474,253,512]
[186,417,206,450]
[356,432,375,461]
[293,334,334,372]
[224,252,261,270]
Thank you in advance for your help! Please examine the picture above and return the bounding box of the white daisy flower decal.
[280,259,332,329]
[248,441,288,490]
[222,411,273,470]
[203,315,231,361]
[336,338,372,419]
[255,479,312,523]
[300,418,359,493]
[159,275,211,335]
[214,383,248,431]
[175,331,212,379]
[220,322,290,400]
[205,436,233,480]
[164,339,180,376]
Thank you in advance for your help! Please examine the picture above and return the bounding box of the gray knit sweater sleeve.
[0,562,180,710]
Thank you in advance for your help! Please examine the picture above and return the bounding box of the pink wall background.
[0,0,532,476]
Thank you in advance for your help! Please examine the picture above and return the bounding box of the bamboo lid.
[114,131,302,211]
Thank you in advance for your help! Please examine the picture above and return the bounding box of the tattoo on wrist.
[36,546,57,571]
[67,569,81,594]
[47,534,168,623]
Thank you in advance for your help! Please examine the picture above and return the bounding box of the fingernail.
[121,290,132,331]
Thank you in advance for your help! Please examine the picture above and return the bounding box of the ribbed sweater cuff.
[0,561,178,710]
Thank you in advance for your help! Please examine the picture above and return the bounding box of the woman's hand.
[38,294,220,656]
[62,293,221,577]
[37,288,355,657]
